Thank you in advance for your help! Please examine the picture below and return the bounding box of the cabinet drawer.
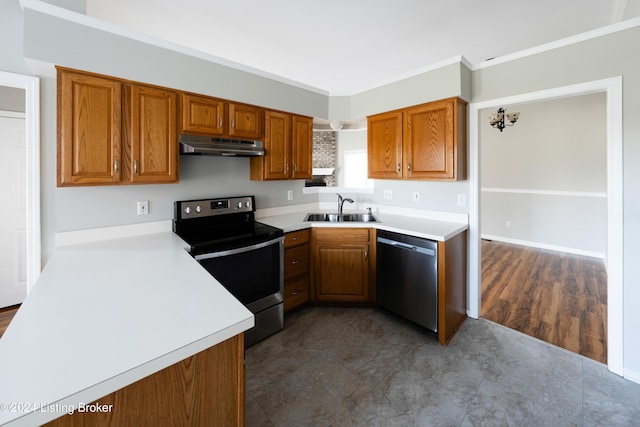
[284,276,309,312]
[284,229,310,248]
[313,228,370,243]
[284,244,309,281]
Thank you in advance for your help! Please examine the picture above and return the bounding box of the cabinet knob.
[407,163,412,172]
[396,163,401,172]
[134,160,138,174]
[291,290,300,296]
[364,250,368,260]
[113,158,119,174]
[219,117,223,127]
[232,119,235,129]
[291,260,301,265]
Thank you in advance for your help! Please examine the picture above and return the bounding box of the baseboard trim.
[623,369,640,386]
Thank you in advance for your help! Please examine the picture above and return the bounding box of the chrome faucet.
[337,193,354,215]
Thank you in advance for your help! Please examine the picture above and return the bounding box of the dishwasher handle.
[377,236,436,257]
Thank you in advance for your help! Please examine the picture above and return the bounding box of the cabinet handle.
[219,117,223,127]
[397,163,401,172]
[134,160,138,174]
[291,236,301,241]
[294,163,298,172]
[407,163,412,172]
[232,119,235,128]
[364,250,368,260]
[113,158,119,174]
[285,164,289,173]
[291,260,301,265]
[291,290,300,296]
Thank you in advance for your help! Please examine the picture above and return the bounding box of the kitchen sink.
[304,213,378,223]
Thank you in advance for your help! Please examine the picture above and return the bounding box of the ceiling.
[85,0,640,95]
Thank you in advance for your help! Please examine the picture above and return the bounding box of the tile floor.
[245,306,640,426]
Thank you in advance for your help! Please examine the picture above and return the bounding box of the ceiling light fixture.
[488,107,520,132]
[329,120,344,131]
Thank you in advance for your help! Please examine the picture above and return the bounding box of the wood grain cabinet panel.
[367,110,403,179]
[57,67,179,186]
[311,228,372,303]
[367,97,467,181]
[250,112,313,181]
[179,93,225,136]
[228,103,263,140]
[57,68,122,186]
[45,334,245,427]
[291,115,313,179]
[283,229,310,312]
[124,84,178,184]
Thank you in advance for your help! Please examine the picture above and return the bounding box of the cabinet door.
[125,84,178,184]
[404,100,455,179]
[314,242,370,302]
[57,69,122,186]
[291,115,313,179]
[261,110,291,180]
[180,93,224,136]
[228,103,263,139]
[367,110,403,179]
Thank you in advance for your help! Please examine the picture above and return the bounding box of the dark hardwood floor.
[481,239,607,364]
[0,305,20,338]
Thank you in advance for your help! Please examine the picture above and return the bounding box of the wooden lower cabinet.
[311,228,373,303]
[283,229,310,312]
[45,334,245,427]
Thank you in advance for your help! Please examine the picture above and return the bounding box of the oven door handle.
[193,236,284,261]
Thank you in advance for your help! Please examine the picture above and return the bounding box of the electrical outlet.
[506,220,512,229]
[413,191,420,202]
[137,200,149,215]
[383,190,393,200]
[287,190,293,201]
[457,194,467,207]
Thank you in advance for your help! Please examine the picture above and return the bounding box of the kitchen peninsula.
[0,230,252,426]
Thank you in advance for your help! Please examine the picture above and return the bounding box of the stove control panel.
[176,196,254,219]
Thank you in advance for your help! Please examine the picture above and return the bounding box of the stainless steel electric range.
[173,195,284,347]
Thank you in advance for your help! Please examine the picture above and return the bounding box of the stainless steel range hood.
[179,134,265,157]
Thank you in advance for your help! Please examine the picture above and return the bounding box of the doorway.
[468,77,624,375]
[0,71,41,306]
[478,94,608,362]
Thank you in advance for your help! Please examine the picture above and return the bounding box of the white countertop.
[0,231,253,426]
[258,210,468,242]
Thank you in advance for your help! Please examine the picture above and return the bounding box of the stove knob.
[184,206,191,214]
[245,201,251,208]
[195,205,201,213]
[237,202,243,209]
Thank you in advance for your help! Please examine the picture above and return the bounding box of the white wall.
[480,93,607,257]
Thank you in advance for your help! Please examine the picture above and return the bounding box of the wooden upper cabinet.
[57,68,122,186]
[123,84,178,184]
[179,93,224,136]
[251,111,313,180]
[291,115,313,179]
[404,98,466,180]
[57,67,179,186]
[259,110,290,180]
[228,103,263,139]
[367,110,403,179]
[367,97,467,181]
[180,93,264,140]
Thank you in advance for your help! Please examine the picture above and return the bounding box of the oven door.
[194,236,284,314]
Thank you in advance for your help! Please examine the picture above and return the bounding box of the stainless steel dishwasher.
[376,230,438,332]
